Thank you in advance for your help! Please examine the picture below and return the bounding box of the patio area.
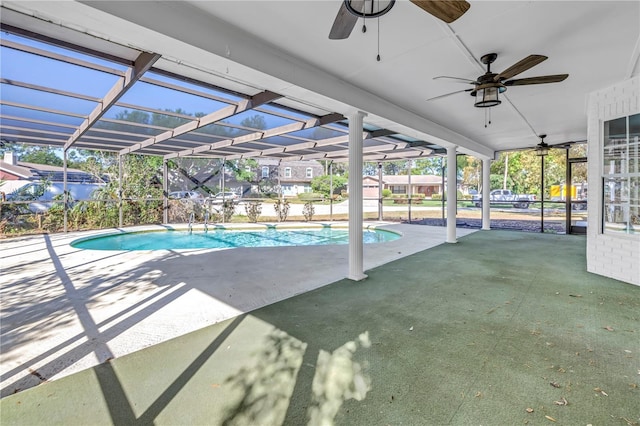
[1,228,638,425]
[0,222,475,398]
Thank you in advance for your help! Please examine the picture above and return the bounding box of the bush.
[244,201,262,223]
[302,201,315,221]
[382,189,392,198]
[432,193,443,200]
[273,199,290,222]
[220,200,235,222]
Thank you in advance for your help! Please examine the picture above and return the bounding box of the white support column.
[329,161,334,221]
[348,111,367,281]
[407,160,412,223]
[63,150,68,233]
[482,157,491,230]
[446,146,457,243]
[162,159,168,224]
[118,155,123,228]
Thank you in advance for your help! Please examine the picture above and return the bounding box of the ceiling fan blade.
[504,74,569,86]
[434,75,479,85]
[329,1,361,40]
[427,88,473,101]
[494,55,547,82]
[410,0,470,23]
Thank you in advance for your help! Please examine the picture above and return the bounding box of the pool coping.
[67,221,402,247]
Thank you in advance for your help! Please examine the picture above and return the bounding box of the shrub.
[381,189,392,198]
[244,201,262,223]
[302,201,315,221]
[220,200,235,222]
[273,199,290,222]
[432,193,443,200]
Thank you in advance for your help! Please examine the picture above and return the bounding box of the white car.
[169,191,204,203]
[208,192,240,204]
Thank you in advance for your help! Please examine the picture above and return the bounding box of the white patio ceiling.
[1,1,639,161]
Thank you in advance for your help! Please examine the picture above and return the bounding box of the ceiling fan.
[329,0,470,40]
[429,53,569,107]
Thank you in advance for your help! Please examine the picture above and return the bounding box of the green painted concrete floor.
[1,230,639,425]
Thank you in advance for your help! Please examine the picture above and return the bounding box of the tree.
[311,174,348,196]
[459,155,481,190]
[321,160,348,176]
[240,114,267,130]
[489,148,570,197]
[0,143,63,166]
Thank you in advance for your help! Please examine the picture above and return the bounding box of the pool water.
[71,228,400,250]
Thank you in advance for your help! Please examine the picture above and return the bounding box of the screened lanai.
[1,27,443,160]
[1,23,470,283]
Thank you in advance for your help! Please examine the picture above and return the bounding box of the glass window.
[306,167,313,178]
[262,166,269,178]
[284,167,292,178]
[603,113,639,234]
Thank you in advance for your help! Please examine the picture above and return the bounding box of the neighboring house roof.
[0,160,32,179]
[0,160,103,183]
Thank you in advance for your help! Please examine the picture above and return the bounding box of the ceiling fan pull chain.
[377,14,381,61]
[484,108,493,128]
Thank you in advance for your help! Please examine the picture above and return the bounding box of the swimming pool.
[71,227,400,250]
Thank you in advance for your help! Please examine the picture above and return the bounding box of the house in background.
[166,158,324,198]
[363,174,444,198]
[255,158,324,196]
[0,152,103,195]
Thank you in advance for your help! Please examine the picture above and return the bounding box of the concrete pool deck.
[0,221,475,397]
[2,229,638,425]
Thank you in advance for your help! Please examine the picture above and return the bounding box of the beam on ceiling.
[313,149,433,163]
[121,90,281,155]
[64,51,161,150]
[0,78,101,102]
[0,134,66,145]
[0,38,127,76]
[164,112,343,159]
[223,135,409,161]
[0,114,79,129]
[0,100,85,118]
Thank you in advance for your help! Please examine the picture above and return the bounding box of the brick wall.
[586,76,639,286]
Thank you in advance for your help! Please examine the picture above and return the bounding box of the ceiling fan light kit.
[329,0,470,40]
[473,85,502,108]
[535,134,550,157]
[343,0,396,18]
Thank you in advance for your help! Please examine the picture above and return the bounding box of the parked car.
[169,191,204,203]
[208,192,240,204]
[472,189,536,209]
